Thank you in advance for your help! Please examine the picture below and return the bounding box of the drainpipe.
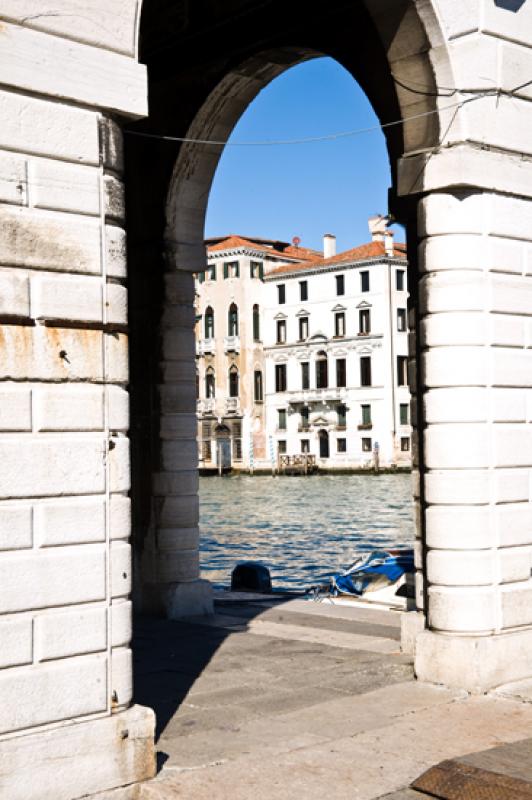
[387,255,397,454]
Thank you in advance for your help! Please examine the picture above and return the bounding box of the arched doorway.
[318,429,330,459]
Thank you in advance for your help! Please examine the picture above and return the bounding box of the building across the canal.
[195,217,411,472]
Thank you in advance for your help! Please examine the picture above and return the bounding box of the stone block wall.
[0,96,132,735]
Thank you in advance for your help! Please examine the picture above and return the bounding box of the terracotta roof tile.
[206,235,322,263]
[267,240,407,276]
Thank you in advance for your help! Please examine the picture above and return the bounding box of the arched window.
[205,367,215,398]
[253,304,260,341]
[316,351,328,389]
[318,429,329,458]
[204,306,214,339]
[254,370,263,402]
[229,365,239,398]
[228,303,239,336]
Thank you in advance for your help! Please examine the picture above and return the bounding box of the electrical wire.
[125,91,497,148]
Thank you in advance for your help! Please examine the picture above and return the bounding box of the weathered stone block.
[0,326,104,382]
[490,313,526,348]
[105,332,129,384]
[427,549,495,587]
[107,385,129,432]
[30,158,100,216]
[0,88,100,164]
[497,504,532,547]
[35,496,106,546]
[104,175,125,222]
[426,506,492,550]
[419,271,486,314]
[421,312,487,347]
[0,206,101,274]
[494,428,532,467]
[109,494,131,540]
[105,225,127,278]
[0,439,105,499]
[35,606,107,661]
[106,282,127,325]
[111,541,131,599]
[0,270,30,318]
[0,654,107,734]
[0,546,106,613]
[424,469,491,505]
[33,385,105,431]
[423,346,488,387]
[0,151,27,205]
[0,703,155,800]
[99,117,124,173]
[424,424,490,469]
[109,437,130,492]
[492,348,532,387]
[111,647,132,708]
[428,585,496,633]
[424,387,487,423]
[32,273,103,322]
[501,583,532,628]
[493,468,530,504]
[0,386,32,431]
[0,503,33,550]
[0,21,147,117]
[111,600,131,647]
[0,618,33,668]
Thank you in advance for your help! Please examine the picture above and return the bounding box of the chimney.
[323,233,336,259]
[384,230,394,257]
[368,214,388,242]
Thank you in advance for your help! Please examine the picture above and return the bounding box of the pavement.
[101,596,532,799]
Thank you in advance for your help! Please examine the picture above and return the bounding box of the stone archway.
[2,1,532,797]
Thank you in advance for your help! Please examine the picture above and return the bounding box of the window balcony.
[226,397,240,414]
[197,338,215,356]
[288,387,345,405]
[357,422,373,430]
[197,398,216,414]
[224,335,240,353]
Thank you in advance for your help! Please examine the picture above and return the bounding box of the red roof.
[267,240,407,276]
[206,235,322,263]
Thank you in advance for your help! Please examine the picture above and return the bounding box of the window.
[316,351,328,389]
[277,440,287,455]
[198,271,205,284]
[301,361,310,390]
[397,356,408,386]
[207,264,216,281]
[301,439,310,453]
[336,274,345,296]
[275,363,287,392]
[359,308,370,335]
[361,404,372,425]
[204,306,214,339]
[205,368,215,398]
[253,304,260,341]
[397,308,407,332]
[334,312,345,338]
[298,316,309,341]
[276,319,287,344]
[223,261,239,279]
[360,356,372,387]
[396,270,405,291]
[277,284,286,304]
[300,406,309,430]
[362,438,372,452]
[299,280,308,301]
[401,437,410,451]
[337,438,347,453]
[278,409,287,430]
[361,271,370,292]
[233,437,243,461]
[228,366,239,397]
[337,404,346,429]
[336,358,346,388]
[254,370,263,403]
[250,260,263,279]
[400,403,409,425]
[228,303,239,336]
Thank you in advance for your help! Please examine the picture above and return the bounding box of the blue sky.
[205,57,400,253]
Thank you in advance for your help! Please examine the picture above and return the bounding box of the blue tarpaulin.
[331,550,414,597]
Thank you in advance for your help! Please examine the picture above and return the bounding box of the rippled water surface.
[199,474,415,590]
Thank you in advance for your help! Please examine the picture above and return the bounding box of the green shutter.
[223,263,229,279]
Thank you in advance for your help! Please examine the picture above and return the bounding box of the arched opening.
[253,304,260,342]
[126,0,464,762]
[228,303,239,337]
[205,367,215,399]
[204,306,214,339]
[228,365,239,398]
[318,429,330,459]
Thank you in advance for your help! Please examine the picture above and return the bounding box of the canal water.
[199,474,415,591]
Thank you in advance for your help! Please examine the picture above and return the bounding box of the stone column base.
[143,579,214,618]
[0,704,155,800]
[415,628,532,693]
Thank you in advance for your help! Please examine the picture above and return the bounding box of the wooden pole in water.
[218,442,222,476]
